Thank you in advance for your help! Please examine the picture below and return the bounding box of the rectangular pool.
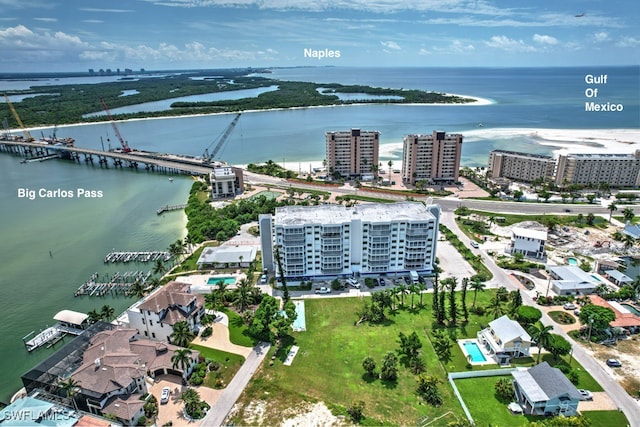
[463,341,487,362]
[207,276,236,285]
[292,300,306,332]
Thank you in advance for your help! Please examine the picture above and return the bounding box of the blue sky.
[0,0,638,71]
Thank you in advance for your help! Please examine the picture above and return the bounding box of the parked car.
[606,358,622,367]
[379,278,386,286]
[260,274,268,284]
[577,389,593,401]
[563,302,577,310]
[574,309,581,316]
[160,387,171,404]
[347,278,361,289]
[470,241,479,248]
[315,286,331,294]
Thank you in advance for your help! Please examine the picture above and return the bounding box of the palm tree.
[86,309,101,324]
[153,258,166,276]
[170,321,195,347]
[470,277,486,308]
[179,387,201,413]
[486,294,504,320]
[528,322,554,364]
[100,305,115,321]
[233,278,252,312]
[397,283,408,307]
[171,348,193,372]
[622,233,636,250]
[58,377,81,410]
[387,160,393,177]
[408,283,418,309]
[622,207,635,223]
[129,280,146,299]
[608,202,618,223]
[417,281,426,308]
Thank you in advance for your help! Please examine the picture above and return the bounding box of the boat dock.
[74,270,152,297]
[104,251,171,263]
[23,310,89,352]
[157,204,188,215]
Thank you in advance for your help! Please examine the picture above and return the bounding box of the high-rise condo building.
[555,151,640,187]
[488,150,556,183]
[325,129,379,179]
[259,202,440,280]
[402,131,463,186]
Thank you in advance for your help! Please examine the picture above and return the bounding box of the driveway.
[150,375,186,427]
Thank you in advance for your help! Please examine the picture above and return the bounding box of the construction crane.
[202,113,241,163]
[99,97,131,152]
[4,93,34,141]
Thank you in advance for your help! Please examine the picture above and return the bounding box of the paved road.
[201,341,271,427]
[244,170,640,216]
[441,214,640,426]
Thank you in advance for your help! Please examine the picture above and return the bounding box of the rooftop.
[589,295,640,328]
[490,149,554,160]
[197,245,257,265]
[604,269,633,283]
[274,202,439,226]
[548,265,599,290]
[512,227,547,241]
[488,315,531,343]
[512,361,581,402]
[137,281,204,321]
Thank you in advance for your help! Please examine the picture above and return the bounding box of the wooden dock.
[104,251,171,263]
[157,204,188,215]
[23,324,85,352]
[74,270,152,297]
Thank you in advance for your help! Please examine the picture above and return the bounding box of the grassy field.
[230,292,515,425]
[189,344,245,388]
[582,410,629,426]
[221,307,258,347]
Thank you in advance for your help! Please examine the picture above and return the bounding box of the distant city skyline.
[0,0,638,72]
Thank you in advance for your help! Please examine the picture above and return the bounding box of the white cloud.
[593,32,610,42]
[418,48,430,55]
[533,34,558,45]
[451,40,474,53]
[616,36,640,47]
[0,25,87,50]
[33,17,57,22]
[78,8,134,13]
[485,35,536,52]
[380,41,401,50]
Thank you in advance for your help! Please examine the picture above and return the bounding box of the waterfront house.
[512,362,582,416]
[478,315,531,365]
[196,245,257,269]
[127,281,205,343]
[547,265,599,296]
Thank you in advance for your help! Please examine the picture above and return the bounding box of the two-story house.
[127,281,205,342]
[477,315,531,365]
[512,362,582,416]
[509,227,547,259]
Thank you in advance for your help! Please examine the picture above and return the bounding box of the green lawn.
[188,344,245,388]
[510,353,603,392]
[582,410,629,427]
[455,376,534,426]
[231,292,505,425]
[221,307,258,347]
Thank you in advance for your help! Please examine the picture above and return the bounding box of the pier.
[157,204,188,215]
[104,251,172,263]
[74,270,153,297]
[0,138,224,175]
[22,310,88,352]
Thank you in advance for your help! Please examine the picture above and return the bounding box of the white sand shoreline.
[16,93,493,133]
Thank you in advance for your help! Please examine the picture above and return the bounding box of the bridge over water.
[0,138,218,175]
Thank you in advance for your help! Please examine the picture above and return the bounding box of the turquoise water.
[463,341,487,362]
[567,258,578,265]
[621,303,640,316]
[292,300,306,332]
[590,274,602,282]
[206,276,236,285]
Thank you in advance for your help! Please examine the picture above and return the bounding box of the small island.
[0,68,476,127]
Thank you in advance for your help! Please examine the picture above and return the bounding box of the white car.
[315,286,331,294]
[160,387,171,404]
[260,274,268,284]
[347,278,361,289]
[563,302,577,310]
[577,389,593,401]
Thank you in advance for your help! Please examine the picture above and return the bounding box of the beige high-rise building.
[402,131,463,186]
[488,150,555,183]
[325,129,379,179]
[555,151,640,187]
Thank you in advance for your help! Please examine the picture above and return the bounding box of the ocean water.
[0,66,638,402]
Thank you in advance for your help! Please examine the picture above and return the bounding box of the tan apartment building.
[402,131,463,186]
[555,151,640,187]
[488,150,555,183]
[325,129,379,179]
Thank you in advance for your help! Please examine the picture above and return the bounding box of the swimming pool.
[567,257,578,266]
[206,276,236,285]
[590,274,602,282]
[292,300,306,332]
[463,341,487,363]
[621,303,640,316]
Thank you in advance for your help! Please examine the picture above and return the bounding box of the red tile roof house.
[126,281,206,343]
[69,328,199,426]
[589,295,640,334]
